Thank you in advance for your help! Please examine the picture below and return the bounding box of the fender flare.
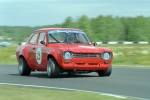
[19,47,30,66]
[47,48,62,65]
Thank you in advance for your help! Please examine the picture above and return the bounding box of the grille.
[73,53,101,58]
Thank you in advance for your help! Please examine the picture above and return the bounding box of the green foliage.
[0,15,150,42]
[61,16,75,28]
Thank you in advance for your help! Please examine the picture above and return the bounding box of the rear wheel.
[47,58,61,78]
[18,57,31,76]
[97,65,112,76]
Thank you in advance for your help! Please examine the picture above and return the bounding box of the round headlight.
[102,52,110,60]
[63,52,72,59]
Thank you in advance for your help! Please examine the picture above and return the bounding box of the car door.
[34,32,47,70]
[28,32,39,69]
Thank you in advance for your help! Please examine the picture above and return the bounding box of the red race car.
[16,28,113,78]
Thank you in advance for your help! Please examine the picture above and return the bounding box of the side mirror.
[40,41,46,45]
[92,42,97,46]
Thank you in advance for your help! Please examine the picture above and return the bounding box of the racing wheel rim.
[18,59,23,74]
[47,60,52,77]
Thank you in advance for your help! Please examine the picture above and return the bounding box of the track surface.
[0,65,150,99]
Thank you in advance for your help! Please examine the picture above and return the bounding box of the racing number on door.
[36,48,42,64]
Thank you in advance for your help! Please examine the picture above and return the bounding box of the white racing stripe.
[0,83,149,100]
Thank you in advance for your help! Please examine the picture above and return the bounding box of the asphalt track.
[0,64,150,100]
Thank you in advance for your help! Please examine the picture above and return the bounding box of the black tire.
[18,57,31,76]
[47,58,61,78]
[97,65,112,76]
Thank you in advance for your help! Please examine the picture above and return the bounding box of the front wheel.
[97,65,112,76]
[47,58,61,78]
[18,57,31,76]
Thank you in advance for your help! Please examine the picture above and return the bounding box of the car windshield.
[47,30,91,44]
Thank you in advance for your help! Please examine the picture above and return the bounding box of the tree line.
[0,15,150,43]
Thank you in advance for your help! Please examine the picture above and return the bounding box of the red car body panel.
[16,28,113,72]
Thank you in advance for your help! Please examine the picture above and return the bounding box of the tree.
[61,17,75,28]
[76,15,93,40]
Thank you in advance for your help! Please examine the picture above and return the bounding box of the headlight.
[63,52,72,59]
[101,52,111,60]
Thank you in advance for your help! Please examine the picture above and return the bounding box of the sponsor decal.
[79,46,95,48]
[48,30,85,34]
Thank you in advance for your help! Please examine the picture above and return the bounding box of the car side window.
[38,32,45,44]
[29,33,38,44]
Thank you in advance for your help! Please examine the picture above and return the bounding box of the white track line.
[0,83,149,100]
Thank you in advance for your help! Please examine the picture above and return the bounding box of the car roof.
[35,28,81,32]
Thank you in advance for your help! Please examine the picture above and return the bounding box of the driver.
[67,35,75,43]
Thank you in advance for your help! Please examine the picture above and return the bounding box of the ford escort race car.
[16,28,113,78]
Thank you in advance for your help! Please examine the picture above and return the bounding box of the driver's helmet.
[67,34,75,43]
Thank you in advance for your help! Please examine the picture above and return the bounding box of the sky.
[0,0,150,26]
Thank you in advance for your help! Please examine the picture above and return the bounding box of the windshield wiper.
[49,34,59,43]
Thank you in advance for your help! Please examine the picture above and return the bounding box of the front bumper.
[60,58,112,70]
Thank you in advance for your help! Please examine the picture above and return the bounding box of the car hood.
[52,44,109,53]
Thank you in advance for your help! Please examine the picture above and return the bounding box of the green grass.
[98,44,150,66]
[0,46,17,64]
[0,85,134,100]
[0,44,150,67]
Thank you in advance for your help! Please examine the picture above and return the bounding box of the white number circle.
[36,48,42,64]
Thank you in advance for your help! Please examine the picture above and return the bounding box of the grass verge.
[0,85,134,100]
[98,44,150,67]
[0,46,17,64]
